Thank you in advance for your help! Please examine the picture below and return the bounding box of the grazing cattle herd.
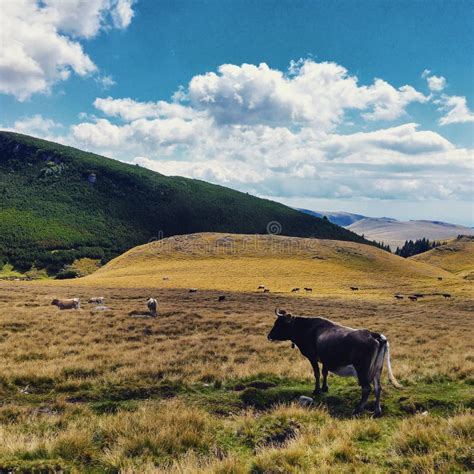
[46,280,453,417]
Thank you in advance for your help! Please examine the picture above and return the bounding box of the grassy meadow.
[75,234,464,297]
[0,234,472,472]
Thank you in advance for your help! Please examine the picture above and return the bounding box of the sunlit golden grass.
[60,233,465,300]
[0,233,472,472]
[0,277,472,472]
[412,236,474,275]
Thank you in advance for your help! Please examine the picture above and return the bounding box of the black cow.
[268,309,401,417]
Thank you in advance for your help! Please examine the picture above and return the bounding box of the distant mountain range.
[298,209,474,250]
[297,209,366,227]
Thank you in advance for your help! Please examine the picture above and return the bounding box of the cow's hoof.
[373,410,382,418]
[321,386,329,393]
[313,390,321,396]
[352,408,363,417]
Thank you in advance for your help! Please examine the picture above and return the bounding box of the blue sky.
[1,0,473,225]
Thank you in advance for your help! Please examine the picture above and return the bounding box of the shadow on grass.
[229,374,474,418]
[5,371,472,420]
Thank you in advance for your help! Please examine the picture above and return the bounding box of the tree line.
[395,238,442,258]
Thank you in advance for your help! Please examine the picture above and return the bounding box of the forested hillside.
[0,132,367,275]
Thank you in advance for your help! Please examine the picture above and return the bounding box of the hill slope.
[346,218,474,249]
[81,233,454,294]
[411,235,474,278]
[0,132,366,273]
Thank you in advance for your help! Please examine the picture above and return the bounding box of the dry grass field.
[0,234,472,472]
[412,236,474,279]
[74,234,462,297]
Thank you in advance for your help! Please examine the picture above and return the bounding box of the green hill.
[0,132,368,275]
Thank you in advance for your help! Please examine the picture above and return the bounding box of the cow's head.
[51,299,59,306]
[267,309,294,341]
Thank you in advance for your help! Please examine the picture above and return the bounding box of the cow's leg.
[353,368,371,415]
[322,365,329,392]
[311,360,321,395]
[373,375,382,417]
[354,384,371,415]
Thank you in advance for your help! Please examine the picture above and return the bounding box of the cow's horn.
[275,308,286,317]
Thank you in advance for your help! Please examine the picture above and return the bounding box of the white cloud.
[186,60,427,129]
[422,70,446,92]
[438,95,474,125]
[93,97,200,121]
[1,114,64,143]
[421,70,473,125]
[95,75,116,90]
[12,114,62,134]
[360,81,427,121]
[68,109,472,201]
[0,0,135,101]
[323,123,453,157]
[71,115,209,152]
[111,0,135,29]
[131,156,264,184]
[426,75,446,92]
[9,59,473,203]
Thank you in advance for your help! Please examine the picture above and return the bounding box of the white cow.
[51,298,80,310]
[88,297,105,304]
[147,298,158,317]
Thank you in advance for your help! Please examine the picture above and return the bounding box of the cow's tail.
[381,335,403,389]
[369,336,386,382]
[370,334,402,388]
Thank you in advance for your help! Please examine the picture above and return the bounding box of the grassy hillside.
[0,132,366,275]
[411,235,474,278]
[79,233,457,297]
